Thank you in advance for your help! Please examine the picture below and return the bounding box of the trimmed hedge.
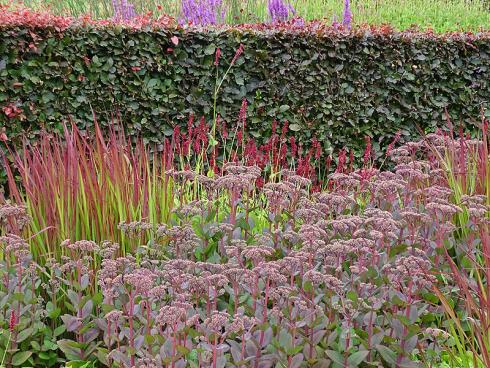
[1,19,490,154]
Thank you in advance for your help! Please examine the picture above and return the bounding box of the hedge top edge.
[2,4,490,38]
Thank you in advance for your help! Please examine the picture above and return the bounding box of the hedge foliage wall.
[1,22,490,153]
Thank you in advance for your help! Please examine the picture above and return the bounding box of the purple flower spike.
[180,0,225,25]
[342,0,352,30]
[112,0,138,22]
[268,0,294,22]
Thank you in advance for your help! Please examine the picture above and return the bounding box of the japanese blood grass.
[428,119,490,368]
[429,117,490,235]
[0,114,316,264]
[2,124,175,262]
[434,227,490,368]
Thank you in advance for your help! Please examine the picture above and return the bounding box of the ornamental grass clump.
[1,126,489,366]
[427,119,490,368]
[2,124,174,260]
[1,106,332,264]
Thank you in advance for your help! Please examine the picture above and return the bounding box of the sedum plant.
[0,124,489,367]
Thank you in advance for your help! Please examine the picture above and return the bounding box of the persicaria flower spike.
[231,43,244,65]
[9,310,16,332]
[214,47,221,66]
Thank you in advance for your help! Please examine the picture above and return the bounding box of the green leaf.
[325,350,344,366]
[30,341,41,351]
[57,339,82,360]
[375,345,397,365]
[38,352,52,360]
[12,351,32,366]
[176,345,190,354]
[13,292,25,302]
[147,79,159,88]
[289,124,301,132]
[204,44,216,55]
[348,351,369,367]
[54,324,67,337]
[49,307,61,319]
[66,361,95,368]
[92,292,103,306]
[278,330,292,350]
[16,327,33,343]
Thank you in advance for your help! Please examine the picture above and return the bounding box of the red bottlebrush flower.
[245,139,258,165]
[173,125,181,142]
[163,138,173,168]
[193,137,201,153]
[325,155,332,174]
[271,120,277,136]
[198,116,206,132]
[312,137,322,160]
[174,125,181,147]
[210,146,217,172]
[237,129,243,143]
[386,130,401,156]
[0,131,7,142]
[280,120,288,141]
[182,134,191,156]
[231,43,244,65]
[220,118,228,140]
[315,145,322,160]
[363,135,372,166]
[193,116,208,153]
[279,143,288,167]
[214,47,221,66]
[312,181,321,193]
[256,177,264,188]
[9,310,16,332]
[336,148,347,173]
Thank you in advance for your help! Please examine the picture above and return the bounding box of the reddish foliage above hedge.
[0,4,487,41]
[0,4,176,30]
[0,5,73,30]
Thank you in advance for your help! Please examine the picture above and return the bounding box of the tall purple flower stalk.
[112,0,137,21]
[180,0,225,25]
[342,0,352,29]
[268,0,295,22]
